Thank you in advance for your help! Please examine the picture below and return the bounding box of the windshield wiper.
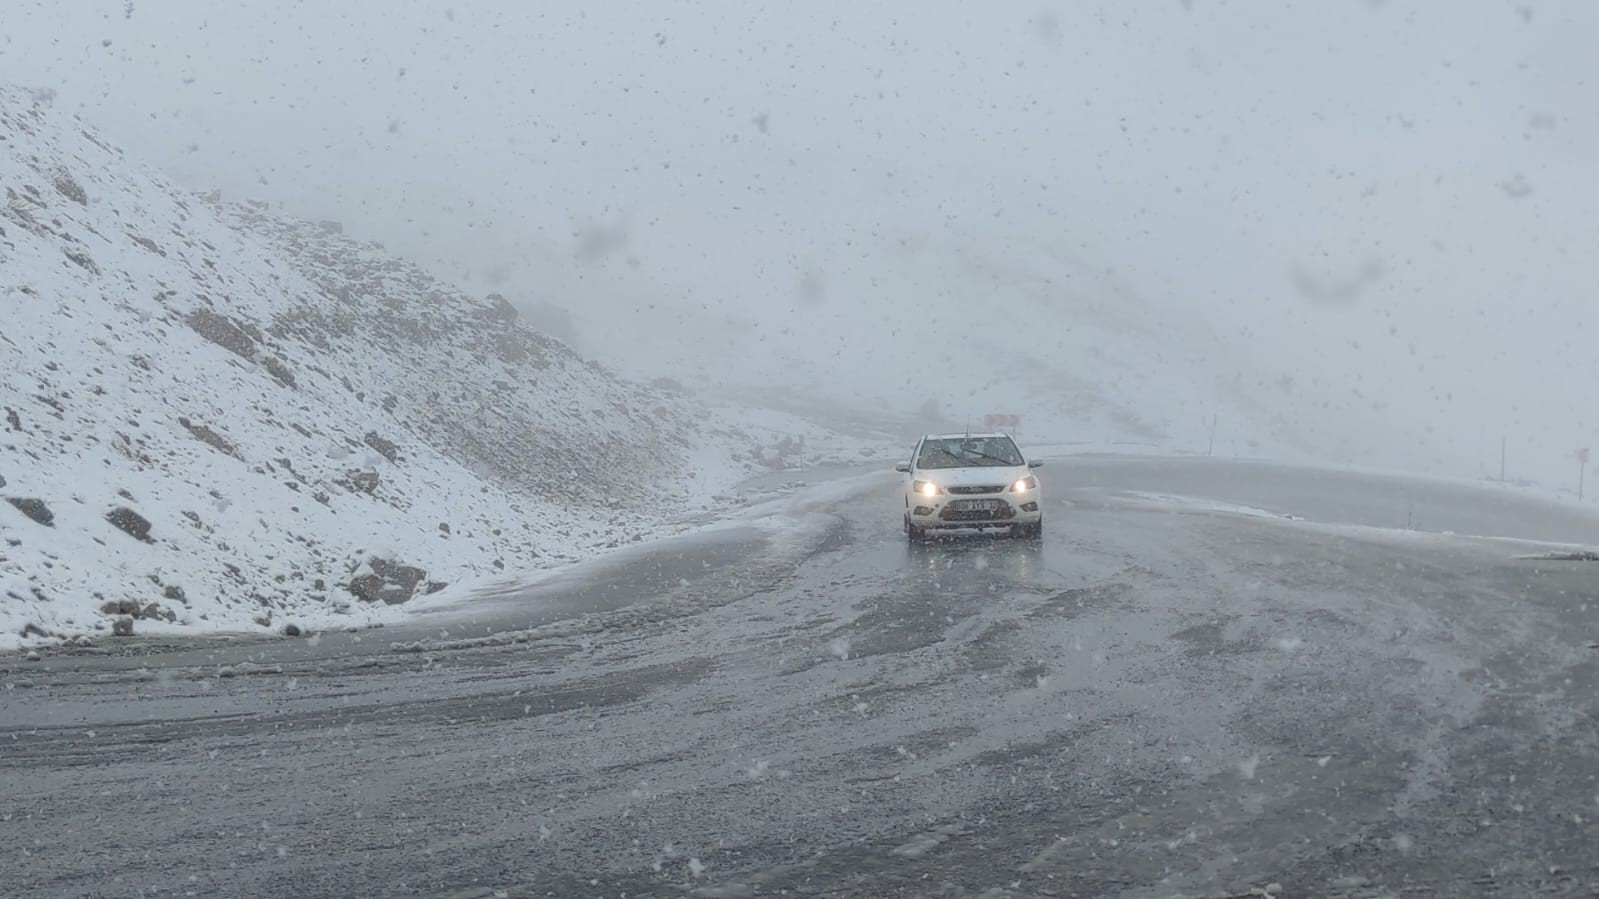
[959,449,1020,467]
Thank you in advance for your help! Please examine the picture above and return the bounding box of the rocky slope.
[0,86,874,648]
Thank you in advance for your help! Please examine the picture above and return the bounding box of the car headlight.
[913,480,940,497]
[1010,476,1037,492]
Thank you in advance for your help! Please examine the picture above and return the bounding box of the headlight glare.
[914,480,940,497]
[1011,476,1037,493]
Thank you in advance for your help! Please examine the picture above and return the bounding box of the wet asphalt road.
[4,456,1599,898]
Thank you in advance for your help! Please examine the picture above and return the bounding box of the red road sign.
[984,414,1020,431]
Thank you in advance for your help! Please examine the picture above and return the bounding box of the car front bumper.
[909,494,1042,529]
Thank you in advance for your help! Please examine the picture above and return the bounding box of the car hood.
[916,466,1028,487]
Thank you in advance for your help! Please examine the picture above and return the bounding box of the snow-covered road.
[4,457,1598,897]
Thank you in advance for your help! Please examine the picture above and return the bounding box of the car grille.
[945,485,1005,495]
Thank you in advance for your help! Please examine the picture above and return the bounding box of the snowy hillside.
[0,86,881,649]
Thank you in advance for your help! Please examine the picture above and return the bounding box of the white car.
[895,433,1044,539]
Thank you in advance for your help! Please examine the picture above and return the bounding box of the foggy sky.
[5,1,1596,487]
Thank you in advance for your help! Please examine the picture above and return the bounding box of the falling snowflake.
[1238,754,1260,779]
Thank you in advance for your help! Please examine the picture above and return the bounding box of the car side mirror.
[894,462,911,473]
[1028,460,1044,469]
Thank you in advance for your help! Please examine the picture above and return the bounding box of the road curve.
[3,456,1598,898]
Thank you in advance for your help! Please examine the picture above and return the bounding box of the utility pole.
[1579,448,1590,501]
[1207,413,1218,457]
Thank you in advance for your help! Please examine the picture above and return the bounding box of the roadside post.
[1580,448,1590,501]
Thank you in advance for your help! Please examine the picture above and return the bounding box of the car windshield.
[917,436,1024,468]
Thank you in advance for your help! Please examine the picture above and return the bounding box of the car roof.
[921,433,1016,441]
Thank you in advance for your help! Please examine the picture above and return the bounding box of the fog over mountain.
[7,1,1596,488]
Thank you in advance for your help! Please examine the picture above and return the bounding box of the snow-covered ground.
[0,86,893,649]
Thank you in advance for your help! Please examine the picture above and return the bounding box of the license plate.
[951,499,1002,511]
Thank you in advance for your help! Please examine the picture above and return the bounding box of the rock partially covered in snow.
[362,432,401,464]
[348,557,428,605]
[98,600,176,623]
[5,497,54,526]
[105,506,154,542]
[185,308,258,359]
[342,470,381,495]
